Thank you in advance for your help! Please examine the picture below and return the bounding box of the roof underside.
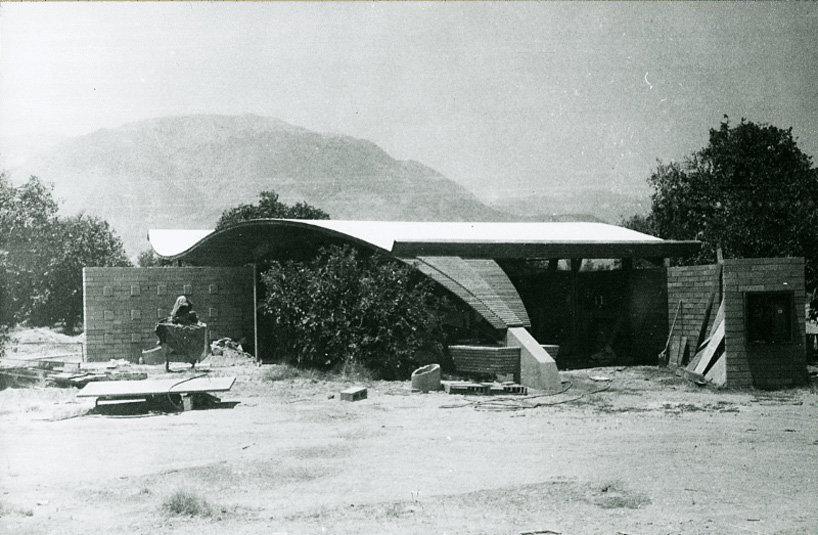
[148,219,700,331]
[149,220,701,266]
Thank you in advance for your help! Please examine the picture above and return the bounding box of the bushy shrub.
[161,489,213,517]
[260,245,447,380]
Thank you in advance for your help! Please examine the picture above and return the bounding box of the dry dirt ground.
[1,335,818,535]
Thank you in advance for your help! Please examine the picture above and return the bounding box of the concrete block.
[340,387,367,402]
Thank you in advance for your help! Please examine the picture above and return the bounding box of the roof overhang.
[148,220,701,266]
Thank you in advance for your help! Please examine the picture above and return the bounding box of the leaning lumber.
[693,321,725,376]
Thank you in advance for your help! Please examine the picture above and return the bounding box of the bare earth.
[1,353,817,535]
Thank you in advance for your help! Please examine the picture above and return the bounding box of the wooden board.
[676,336,689,367]
[77,376,236,398]
[693,321,725,375]
[704,353,727,386]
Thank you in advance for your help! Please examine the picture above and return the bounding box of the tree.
[623,117,818,290]
[1,174,131,332]
[215,191,329,230]
[34,214,131,331]
[260,245,448,380]
[1,173,60,327]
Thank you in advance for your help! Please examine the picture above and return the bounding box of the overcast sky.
[1,2,816,199]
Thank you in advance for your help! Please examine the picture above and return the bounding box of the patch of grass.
[262,364,310,382]
[262,361,374,384]
[590,480,651,510]
[663,402,705,413]
[338,358,374,383]
[0,499,34,518]
[161,489,214,518]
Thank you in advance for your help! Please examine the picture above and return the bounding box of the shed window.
[745,292,793,344]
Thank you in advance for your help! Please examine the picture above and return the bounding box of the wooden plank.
[77,376,236,398]
[710,300,725,338]
[704,353,727,386]
[676,336,689,367]
[693,321,725,375]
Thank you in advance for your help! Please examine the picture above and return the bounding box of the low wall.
[83,267,255,362]
[449,345,520,379]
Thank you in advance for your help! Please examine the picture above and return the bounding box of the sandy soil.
[1,350,817,535]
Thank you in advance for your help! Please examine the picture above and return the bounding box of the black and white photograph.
[1,2,817,534]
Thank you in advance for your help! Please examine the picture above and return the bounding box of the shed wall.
[722,258,807,388]
[667,259,807,388]
[666,264,723,360]
[83,267,255,362]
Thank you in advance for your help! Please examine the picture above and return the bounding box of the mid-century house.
[82,220,808,390]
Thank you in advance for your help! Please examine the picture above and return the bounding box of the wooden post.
[252,262,260,365]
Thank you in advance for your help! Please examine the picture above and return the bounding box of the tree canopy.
[1,173,131,333]
[215,191,329,230]
[624,117,818,287]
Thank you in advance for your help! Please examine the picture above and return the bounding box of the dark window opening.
[745,292,793,344]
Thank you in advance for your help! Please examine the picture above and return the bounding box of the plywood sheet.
[77,376,236,398]
[704,353,727,386]
[693,321,725,375]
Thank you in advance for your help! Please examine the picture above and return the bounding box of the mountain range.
[5,115,645,257]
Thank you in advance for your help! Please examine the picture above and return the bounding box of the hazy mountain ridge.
[12,115,517,255]
[8,114,647,257]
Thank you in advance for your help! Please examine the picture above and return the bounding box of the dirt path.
[2,366,817,535]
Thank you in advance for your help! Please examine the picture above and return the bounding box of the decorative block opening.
[103,286,113,297]
[131,309,142,320]
[209,284,219,294]
[157,284,167,296]
[103,310,115,321]
[183,283,193,294]
[130,285,140,296]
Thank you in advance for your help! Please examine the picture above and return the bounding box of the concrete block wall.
[666,264,723,355]
[668,259,807,388]
[722,258,806,389]
[83,267,255,362]
[449,345,521,378]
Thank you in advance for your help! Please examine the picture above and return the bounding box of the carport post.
[253,262,260,364]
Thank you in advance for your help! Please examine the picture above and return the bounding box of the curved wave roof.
[148,219,700,266]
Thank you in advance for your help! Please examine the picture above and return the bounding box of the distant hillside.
[12,115,519,256]
[486,189,651,226]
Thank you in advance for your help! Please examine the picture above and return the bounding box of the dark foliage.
[622,118,818,312]
[0,174,131,332]
[215,191,329,230]
[260,245,448,380]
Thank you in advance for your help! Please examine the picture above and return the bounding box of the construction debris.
[340,386,368,402]
[0,358,147,389]
[443,381,528,396]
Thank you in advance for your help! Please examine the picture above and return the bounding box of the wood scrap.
[693,321,725,376]
[696,266,723,350]
[704,353,727,386]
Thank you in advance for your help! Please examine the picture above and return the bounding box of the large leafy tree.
[1,173,60,328]
[1,174,131,333]
[624,117,818,289]
[35,214,131,331]
[215,190,329,230]
[261,245,448,379]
